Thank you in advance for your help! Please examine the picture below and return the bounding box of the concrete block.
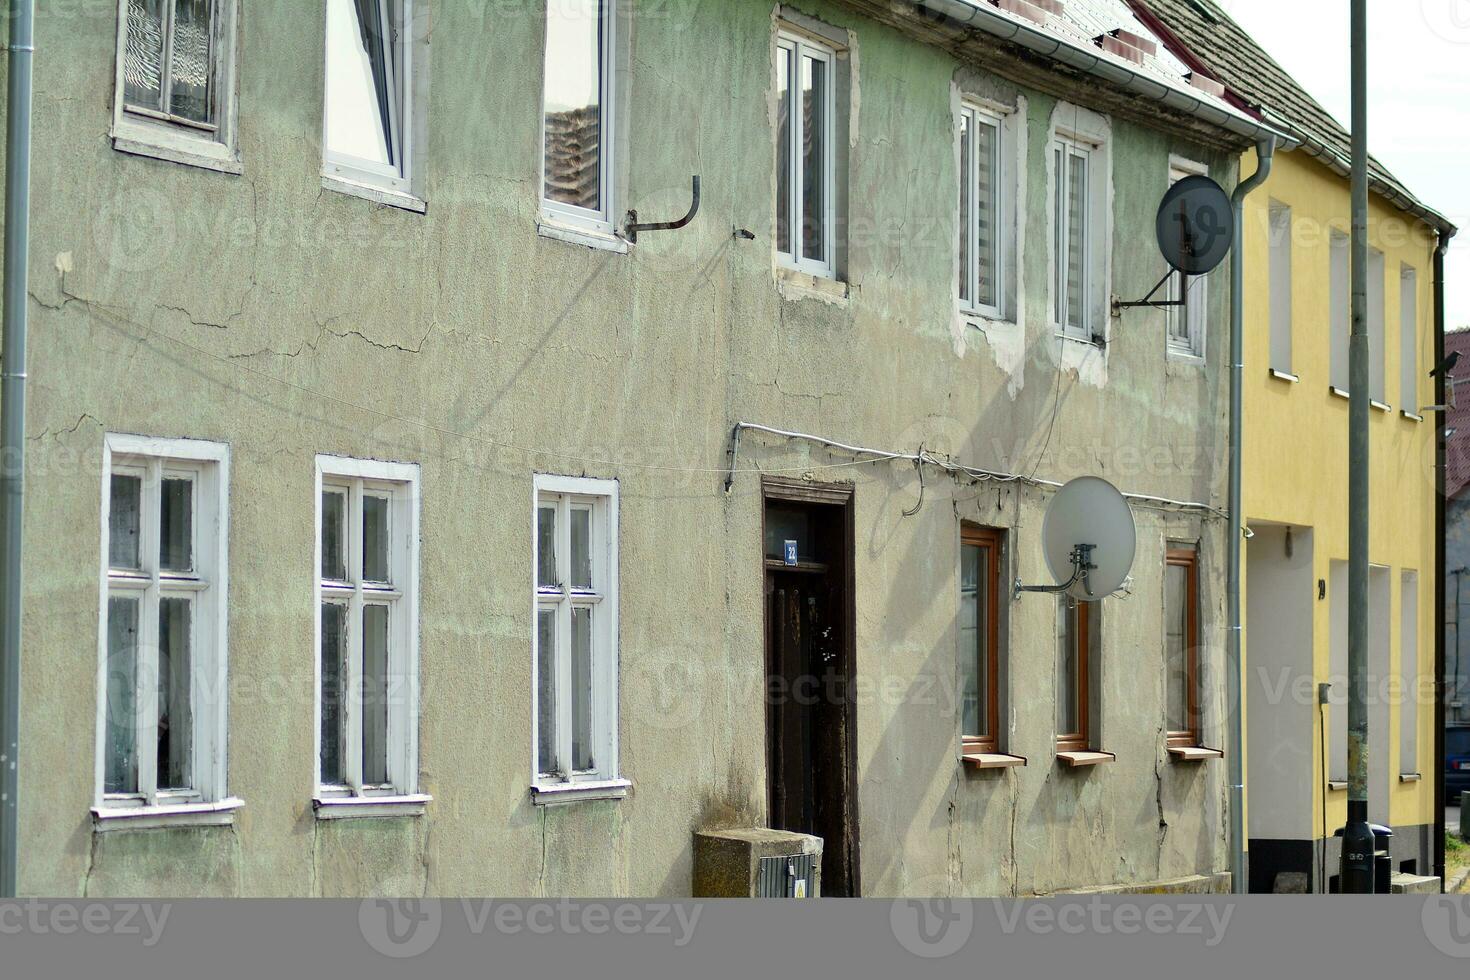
[1390,873,1442,895]
[1272,872,1309,894]
[1054,872,1232,896]
[693,829,822,898]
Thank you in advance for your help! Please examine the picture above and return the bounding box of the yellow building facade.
[1240,145,1445,892]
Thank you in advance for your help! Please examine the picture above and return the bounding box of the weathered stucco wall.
[11,0,1237,896]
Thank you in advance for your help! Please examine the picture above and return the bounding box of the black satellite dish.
[1115,175,1234,314]
[1155,175,1233,275]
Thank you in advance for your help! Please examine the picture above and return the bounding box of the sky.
[1218,0,1470,328]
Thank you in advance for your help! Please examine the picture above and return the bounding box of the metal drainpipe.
[0,0,36,899]
[1433,230,1453,889]
[1227,136,1276,896]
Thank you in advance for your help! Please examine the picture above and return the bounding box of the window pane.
[324,0,397,168]
[123,0,166,112]
[958,112,970,305]
[1053,146,1065,325]
[537,504,557,589]
[543,0,603,212]
[537,608,558,775]
[159,477,193,573]
[361,604,390,785]
[959,544,980,738]
[571,607,594,772]
[1165,563,1189,733]
[1057,598,1079,736]
[976,119,999,310]
[362,494,390,584]
[169,0,215,125]
[1066,151,1088,331]
[109,474,142,570]
[776,45,793,256]
[157,596,193,791]
[800,54,827,264]
[570,507,592,590]
[319,602,348,785]
[105,596,140,795]
[321,490,347,581]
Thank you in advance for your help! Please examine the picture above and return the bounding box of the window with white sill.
[775,29,838,279]
[958,102,1017,322]
[1165,163,1209,360]
[541,0,618,236]
[315,456,421,803]
[97,434,229,813]
[113,0,241,168]
[533,475,621,794]
[1050,120,1108,342]
[323,0,426,202]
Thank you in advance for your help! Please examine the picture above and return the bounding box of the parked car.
[1448,726,1470,803]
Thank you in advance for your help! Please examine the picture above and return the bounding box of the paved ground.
[1451,805,1462,836]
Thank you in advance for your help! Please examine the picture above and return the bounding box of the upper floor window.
[1329,230,1349,391]
[113,0,240,172]
[1166,163,1208,360]
[775,30,836,278]
[323,0,425,208]
[541,0,616,235]
[958,103,1015,320]
[1051,128,1106,341]
[1268,201,1294,375]
[314,456,423,811]
[1401,265,1420,413]
[533,475,625,802]
[97,434,230,815]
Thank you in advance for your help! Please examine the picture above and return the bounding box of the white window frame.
[1051,132,1098,341]
[93,434,233,823]
[531,474,625,804]
[1268,201,1294,375]
[539,0,618,237]
[958,101,1010,321]
[775,30,837,280]
[322,0,428,210]
[313,455,426,818]
[1166,160,1209,360]
[110,0,242,174]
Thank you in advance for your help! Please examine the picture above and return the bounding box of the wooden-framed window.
[112,0,241,173]
[960,525,1003,753]
[1165,547,1200,747]
[532,475,627,804]
[540,0,618,235]
[1056,596,1097,752]
[775,29,837,278]
[96,434,230,815]
[314,455,423,813]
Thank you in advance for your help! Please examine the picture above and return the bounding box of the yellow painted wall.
[1240,146,1440,843]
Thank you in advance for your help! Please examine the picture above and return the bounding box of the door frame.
[760,476,860,895]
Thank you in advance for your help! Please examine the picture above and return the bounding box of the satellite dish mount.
[1015,543,1097,601]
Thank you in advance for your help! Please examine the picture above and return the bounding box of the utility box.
[693,829,822,898]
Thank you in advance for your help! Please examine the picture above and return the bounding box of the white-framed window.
[95,434,230,815]
[323,0,426,207]
[1369,247,1386,403]
[1401,264,1419,412]
[532,475,624,802]
[1268,201,1294,374]
[314,455,423,811]
[1330,230,1349,390]
[1166,162,1208,359]
[958,102,1012,320]
[775,30,837,279]
[112,0,241,173]
[1051,131,1102,340]
[541,0,617,236]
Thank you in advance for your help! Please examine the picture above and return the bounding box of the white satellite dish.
[1021,477,1136,600]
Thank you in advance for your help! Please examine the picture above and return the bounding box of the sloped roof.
[1134,0,1454,233]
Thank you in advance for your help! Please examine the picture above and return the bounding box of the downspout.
[1434,229,1453,889]
[1228,136,1276,895]
[0,0,35,899]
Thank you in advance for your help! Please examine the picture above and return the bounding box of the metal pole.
[1340,0,1375,894]
[0,0,35,899]
[1228,137,1276,895]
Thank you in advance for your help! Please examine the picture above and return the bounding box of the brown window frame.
[1056,598,1094,753]
[960,524,1003,755]
[1165,547,1201,748]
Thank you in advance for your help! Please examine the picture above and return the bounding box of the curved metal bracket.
[623,176,701,244]
[1014,544,1097,601]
